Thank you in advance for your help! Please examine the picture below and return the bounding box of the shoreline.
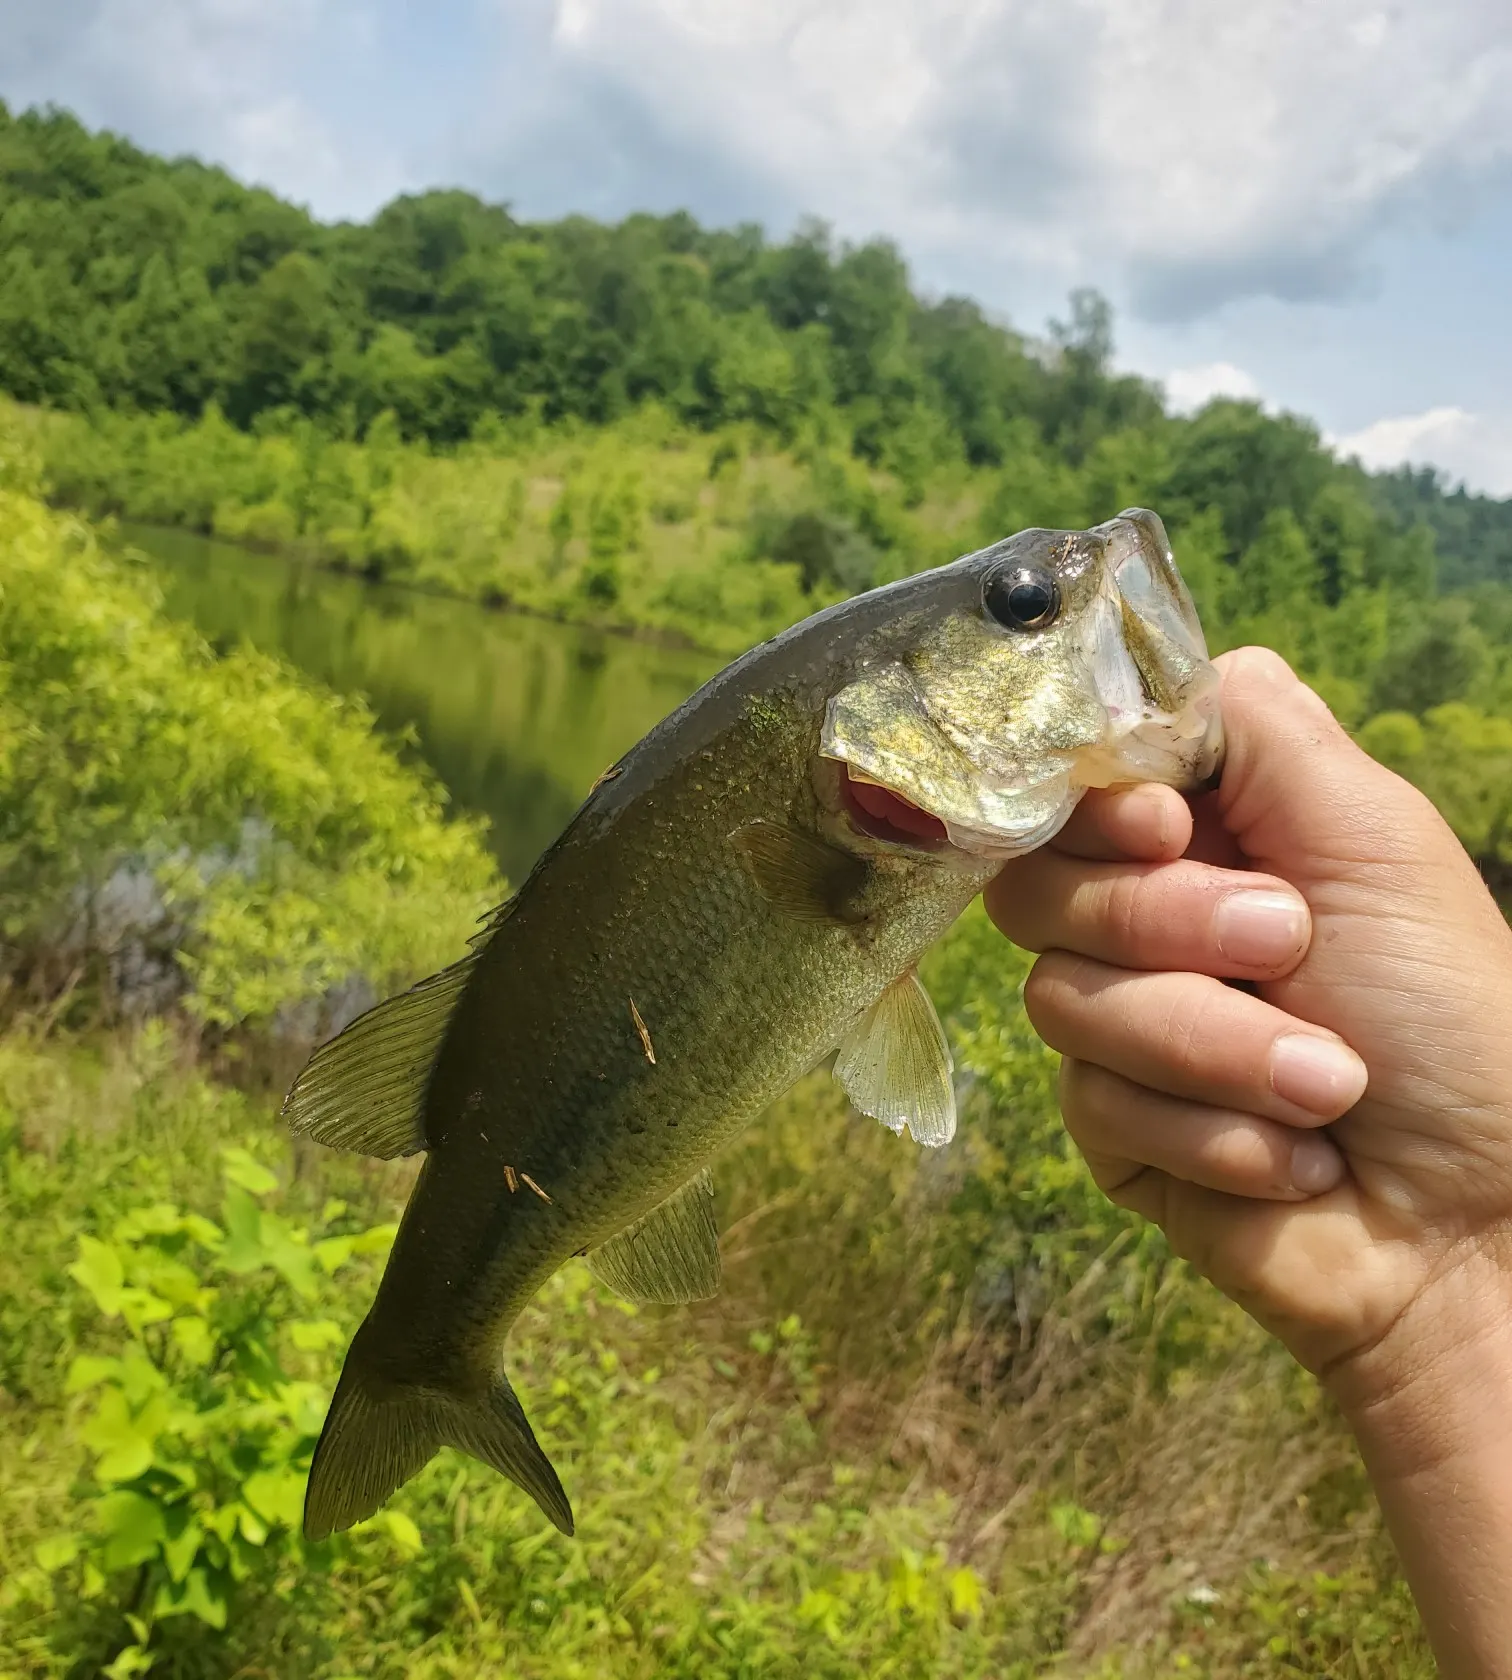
[94,511,728,660]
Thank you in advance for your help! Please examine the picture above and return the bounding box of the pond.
[126,525,722,885]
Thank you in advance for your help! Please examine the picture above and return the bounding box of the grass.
[0,1017,1432,1678]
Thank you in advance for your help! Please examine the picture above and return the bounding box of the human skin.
[985,647,1512,1678]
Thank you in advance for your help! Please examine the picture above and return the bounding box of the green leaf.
[118,1285,175,1335]
[312,1235,355,1273]
[154,1566,228,1629]
[1049,1501,1102,1549]
[948,1566,983,1619]
[102,1645,155,1680]
[289,1318,344,1352]
[161,1517,205,1584]
[170,1315,215,1367]
[348,1222,399,1256]
[222,1146,279,1196]
[66,1354,123,1394]
[98,1490,167,1570]
[69,1235,125,1315]
[242,1469,305,1530]
[35,1533,82,1571]
[382,1509,422,1556]
[81,1389,157,1483]
[261,1221,319,1299]
[218,1186,266,1273]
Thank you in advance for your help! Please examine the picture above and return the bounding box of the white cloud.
[524,0,1512,319]
[0,0,396,216]
[1163,362,1262,416]
[9,0,1512,323]
[1331,406,1512,497]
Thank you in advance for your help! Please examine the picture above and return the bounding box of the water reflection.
[128,525,720,883]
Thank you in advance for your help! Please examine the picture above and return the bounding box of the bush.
[0,466,498,1026]
[33,1144,407,1674]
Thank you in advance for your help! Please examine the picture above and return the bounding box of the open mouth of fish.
[836,762,953,850]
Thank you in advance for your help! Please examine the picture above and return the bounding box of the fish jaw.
[1074,508,1225,791]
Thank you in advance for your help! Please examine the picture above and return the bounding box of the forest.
[0,97,1505,1674]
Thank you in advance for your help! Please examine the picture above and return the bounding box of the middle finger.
[1025,954,1369,1125]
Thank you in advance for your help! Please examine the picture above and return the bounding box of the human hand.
[985,647,1512,1402]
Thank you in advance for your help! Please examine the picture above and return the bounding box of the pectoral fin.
[730,820,870,925]
[588,1170,721,1305]
[833,971,956,1147]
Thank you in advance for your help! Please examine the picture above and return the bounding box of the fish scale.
[284,508,1223,1540]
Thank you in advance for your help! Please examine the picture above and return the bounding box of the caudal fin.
[303,1319,574,1540]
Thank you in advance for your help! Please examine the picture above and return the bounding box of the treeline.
[5,99,1512,874]
[4,99,1512,590]
[0,102,1148,465]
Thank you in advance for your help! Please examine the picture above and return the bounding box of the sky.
[3,0,1511,495]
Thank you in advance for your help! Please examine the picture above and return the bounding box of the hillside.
[3,97,1512,590]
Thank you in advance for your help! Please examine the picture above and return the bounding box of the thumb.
[1213,647,1463,898]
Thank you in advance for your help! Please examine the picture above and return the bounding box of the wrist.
[1323,1243,1512,1678]
[1325,1241,1512,1481]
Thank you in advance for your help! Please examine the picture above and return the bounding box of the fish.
[283,507,1224,1541]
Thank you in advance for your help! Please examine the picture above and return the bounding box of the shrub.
[0,470,498,1026]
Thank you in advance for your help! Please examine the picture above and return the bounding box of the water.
[127,525,721,883]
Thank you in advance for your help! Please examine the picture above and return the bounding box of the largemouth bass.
[285,508,1222,1540]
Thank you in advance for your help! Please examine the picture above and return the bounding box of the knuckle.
[1021,955,1063,1032]
[1194,1119,1276,1186]
[1217,645,1294,693]
[1099,871,1148,952]
[1148,985,1206,1071]
[1023,951,1103,1045]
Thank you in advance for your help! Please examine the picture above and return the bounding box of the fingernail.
[1214,889,1308,967]
[1271,1033,1369,1117]
[1291,1133,1345,1195]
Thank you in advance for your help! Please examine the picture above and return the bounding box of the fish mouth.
[836,761,953,851]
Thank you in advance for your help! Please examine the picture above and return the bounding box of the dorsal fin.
[588,1170,720,1305]
[468,891,519,951]
[283,955,476,1159]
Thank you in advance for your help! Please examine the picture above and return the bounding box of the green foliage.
[1358,703,1512,865]
[38,1145,405,1670]
[0,438,497,1025]
[0,96,1490,1676]
[0,1028,1433,1678]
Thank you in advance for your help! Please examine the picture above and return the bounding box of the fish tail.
[303,1315,574,1540]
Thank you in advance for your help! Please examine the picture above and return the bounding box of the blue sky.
[4,0,1511,494]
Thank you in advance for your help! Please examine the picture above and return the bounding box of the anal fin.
[588,1170,721,1305]
[834,970,956,1147]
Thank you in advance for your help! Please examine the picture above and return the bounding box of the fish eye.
[983,565,1061,632]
